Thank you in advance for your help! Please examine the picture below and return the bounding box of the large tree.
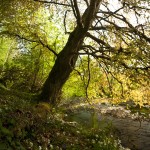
[39,0,102,105]
[37,0,150,105]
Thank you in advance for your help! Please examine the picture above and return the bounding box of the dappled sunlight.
[0,0,149,149]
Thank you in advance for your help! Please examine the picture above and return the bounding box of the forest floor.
[0,87,130,150]
[62,99,150,150]
[0,87,149,150]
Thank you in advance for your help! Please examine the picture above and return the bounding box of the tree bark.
[40,0,101,105]
[40,27,85,105]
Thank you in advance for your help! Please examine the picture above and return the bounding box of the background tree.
[0,0,67,91]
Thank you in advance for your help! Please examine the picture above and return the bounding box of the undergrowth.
[0,88,127,150]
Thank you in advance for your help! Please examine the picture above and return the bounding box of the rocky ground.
[107,116,150,150]
[63,101,150,150]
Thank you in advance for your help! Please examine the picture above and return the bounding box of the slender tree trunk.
[40,0,101,105]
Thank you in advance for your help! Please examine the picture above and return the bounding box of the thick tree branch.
[72,0,82,26]
[82,0,101,30]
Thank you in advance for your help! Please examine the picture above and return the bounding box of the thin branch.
[63,10,71,34]
[96,5,125,25]
[84,0,89,7]
[124,2,150,11]
[86,32,114,49]
[2,31,58,56]
[85,53,91,99]
[70,0,77,20]
[98,62,113,97]
[72,0,82,26]
[121,62,150,71]
[34,0,71,7]
[39,39,58,56]
[64,10,68,33]
[106,67,124,98]
[90,26,107,30]
[1,31,37,42]
[112,14,150,43]
[78,51,111,61]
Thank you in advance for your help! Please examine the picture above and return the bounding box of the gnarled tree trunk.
[40,0,101,105]
[40,27,85,105]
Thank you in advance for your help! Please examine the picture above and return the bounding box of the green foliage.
[0,88,126,150]
[63,71,85,98]
[0,0,70,94]
[0,0,149,105]
[0,0,149,148]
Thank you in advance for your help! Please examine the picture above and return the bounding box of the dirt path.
[105,116,150,150]
[65,104,150,150]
